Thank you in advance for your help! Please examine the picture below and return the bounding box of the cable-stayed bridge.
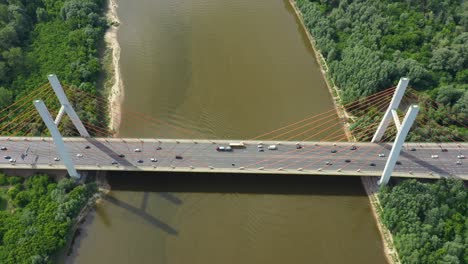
[0,75,466,185]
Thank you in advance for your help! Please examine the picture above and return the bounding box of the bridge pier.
[31,74,92,179]
[34,100,80,179]
[47,74,90,137]
[379,105,419,185]
[372,78,409,143]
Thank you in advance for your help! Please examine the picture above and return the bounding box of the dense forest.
[379,179,467,264]
[295,0,467,141]
[0,0,108,135]
[0,173,97,263]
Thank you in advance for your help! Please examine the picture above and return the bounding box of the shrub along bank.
[0,173,97,263]
[295,0,467,141]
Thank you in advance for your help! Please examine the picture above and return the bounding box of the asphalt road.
[0,137,466,179]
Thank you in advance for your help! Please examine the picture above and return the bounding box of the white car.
[378,153,385,157]
[134,148,141,152]
[268,145,277,150]
[76,153,83,158]
[54,157,60,161]
[150,158,157,162]
[431,155,439,159]
[9,158,16,163]
[457,155,465,159]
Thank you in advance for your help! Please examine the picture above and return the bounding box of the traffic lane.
[0,140,465,176]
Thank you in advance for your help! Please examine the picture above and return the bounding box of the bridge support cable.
[379,105,419,185]
[47,74,90,137]
[33,100,80,179]
[372,78,409,143]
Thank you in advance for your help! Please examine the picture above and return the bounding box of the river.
[66,0,387,263]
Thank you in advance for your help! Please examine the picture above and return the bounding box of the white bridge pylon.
[33,74,89,179]
[372,78,419,185]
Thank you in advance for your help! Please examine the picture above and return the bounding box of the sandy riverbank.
[104,0,123,133]
[287,0,354,142]
[361,177,401,264]
[288,1,400,263]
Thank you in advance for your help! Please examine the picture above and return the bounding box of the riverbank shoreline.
[57,0,120,260]
[288,1,399,263]
[287,0,354,142]
[104,0,123,133]
[361,177,401,264]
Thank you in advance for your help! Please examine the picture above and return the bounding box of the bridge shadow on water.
[105,171,368,197]
[77,172,369,242]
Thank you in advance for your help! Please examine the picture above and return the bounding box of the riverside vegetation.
[295,1,468,263]
[0,173,97,263]
[0,0,108,135]
[295,0,467,142]
[0,0,106,262]
[379,179,467,264]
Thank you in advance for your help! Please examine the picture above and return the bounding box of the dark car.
[331,149,337,153]
[175,155,183,159]
[350,146,357,150]
[136,159,144,163]
[369,163,376,167]
[118,154,125,158]
[84,145,91,149]
[296,145,303,149]
[410,148,416,151]
[4,155,11,159]
[441,148,448,152]
[156,146,162,150]
[396,161,402,165]
[345,159,351,163]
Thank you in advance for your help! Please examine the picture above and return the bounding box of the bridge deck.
[0,137,466,179]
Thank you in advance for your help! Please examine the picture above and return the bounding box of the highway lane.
[0,137,466,179]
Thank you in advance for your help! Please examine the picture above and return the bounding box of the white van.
[268,145,277,150]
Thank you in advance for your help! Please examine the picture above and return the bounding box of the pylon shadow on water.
[102,194,179,235]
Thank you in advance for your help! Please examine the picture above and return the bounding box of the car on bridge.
[216,146,233,152]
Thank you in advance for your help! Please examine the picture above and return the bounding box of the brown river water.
[66,0,387,263]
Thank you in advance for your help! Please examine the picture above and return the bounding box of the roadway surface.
[0,137,466,179]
